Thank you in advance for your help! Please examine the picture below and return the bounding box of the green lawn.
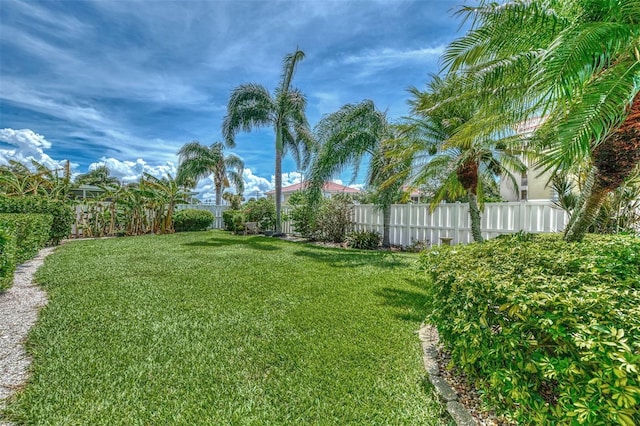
[3,231,449,425]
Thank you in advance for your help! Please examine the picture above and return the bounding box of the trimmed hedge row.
[0,213,53,263]
[0,227,16,291]
[173,209,214,232]
[420,233,640,425]
[0,196,73,245]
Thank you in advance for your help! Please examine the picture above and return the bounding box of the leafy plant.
[222,210,245,233]
[173,209,214,232]
[0,226,16,291]
[346,230,381,250]
[420,233,640,424]
[314,194,354,243]
[0,213,53,263]
[242,198,276,231]
[287,190,317,238]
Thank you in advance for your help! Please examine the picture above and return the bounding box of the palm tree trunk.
[274,123,284,235]
[215,184,222,206]
[275,148,283,234]
[563,93,640,242]
[468,192,484,243]
[382,204,391,248]
[563,167,610,242]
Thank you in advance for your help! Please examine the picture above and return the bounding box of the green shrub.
[287,191,317,238]
[346,230,381,250]
[242,198,276,231]
[315,194,353,243]
[0,226,16,292]
[0,196,73,245]
[420,233,640,424]
[222,210,245,233]
[0,214,53,263]
[173,209,215,232]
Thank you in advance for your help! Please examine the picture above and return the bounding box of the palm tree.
[310,100,402,247]
[395,75,525,243]
[222,49,314,234]
[444,0,640,241]
[176,141,244,205]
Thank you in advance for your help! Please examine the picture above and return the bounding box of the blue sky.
[0,0,465,201]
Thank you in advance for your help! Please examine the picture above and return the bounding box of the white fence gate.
[283,201,568,246]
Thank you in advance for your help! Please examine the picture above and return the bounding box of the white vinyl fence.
[155,201,568,247]
[282,201,568,247]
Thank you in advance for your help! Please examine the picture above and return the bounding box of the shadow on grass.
[376,278,431,322]
[291,245,408,269]
[182,235,282,251]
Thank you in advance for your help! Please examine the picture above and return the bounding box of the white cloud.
[88,157,177,184]
[0,128,75,171]
[276,171,303,188]
[341,46,445,68]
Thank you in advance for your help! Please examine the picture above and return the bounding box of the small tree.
[242,198,276,231]
[287,190,317,238]
[314,194,354,243]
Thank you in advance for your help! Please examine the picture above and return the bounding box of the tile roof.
[265,181,360,195]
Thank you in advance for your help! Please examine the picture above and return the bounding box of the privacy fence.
[72,201,568,246]
[286,201,568,246]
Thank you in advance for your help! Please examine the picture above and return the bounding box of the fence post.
[453,202,461,244]
[519,201,527,232]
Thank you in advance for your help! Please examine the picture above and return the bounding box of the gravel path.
[0,247,56,424]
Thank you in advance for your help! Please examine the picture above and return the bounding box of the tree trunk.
[275,148,283,235]
[215,184,222,206]
[165,204,174,234]
[382,204,391,248]
[468,192,484,243]
[563,93,640,242]
[562,167,610,242]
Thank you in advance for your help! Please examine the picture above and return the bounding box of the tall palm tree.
[222,49,314,234]
[396,75,525,243]
[310,100,401,247]
[176,141,244,205]
[444,0,640,241]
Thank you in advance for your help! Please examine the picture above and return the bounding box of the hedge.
[0,226,16,292]
[0,196,73,245]
[0,213,53,264]
[173,209,214,232]
[420,233,640,425]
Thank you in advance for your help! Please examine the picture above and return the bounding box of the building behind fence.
[73,201,568,246]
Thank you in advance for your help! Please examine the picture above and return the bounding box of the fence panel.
[331,201,567,247]
[73,201,567,247]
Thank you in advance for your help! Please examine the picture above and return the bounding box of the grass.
[3,231,449,425]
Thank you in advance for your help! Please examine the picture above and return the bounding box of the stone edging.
[418,325,477,426]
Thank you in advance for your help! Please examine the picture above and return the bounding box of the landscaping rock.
[429,375,458,402]
[447,401,478,426]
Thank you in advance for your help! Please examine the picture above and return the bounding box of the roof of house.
[266,181,360,195]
